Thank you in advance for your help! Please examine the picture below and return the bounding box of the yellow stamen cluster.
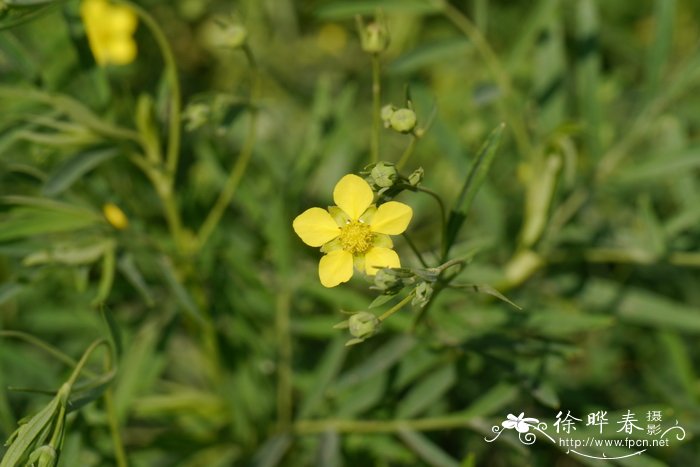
[339,221,373,254]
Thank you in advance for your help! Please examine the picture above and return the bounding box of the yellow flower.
[80,0,138,66]
[293,174,413,288]
[103,203,129,230]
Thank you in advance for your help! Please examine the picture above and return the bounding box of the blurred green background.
[1,0,700,465]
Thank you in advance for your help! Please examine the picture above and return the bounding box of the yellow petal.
[364,247,400,275]
[319,250,354,287]
[292,207,340,247]
[333,174,373,220]
[109,7,138,34]
[370,201,412,235]
[106,39,137,65]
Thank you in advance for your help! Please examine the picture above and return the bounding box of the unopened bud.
[408,167,424,187]
[357,16,389,54]
[348,311,380,340]
[412,281,433,308]
[381,104,395,127]
[389,108,417,134]
[221,23,247,48]
[370,161,398,188]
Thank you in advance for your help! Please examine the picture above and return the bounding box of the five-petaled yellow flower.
[293,174,413,288]
[80,0,138,66]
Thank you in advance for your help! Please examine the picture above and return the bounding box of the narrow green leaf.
[575,0,602,159]
[298,337,347,419]
[0,282,23,306]
[0,4,57,31]
[0,394,60,467]
[396,364,456,418]
[521,154,561,247]
[397,429,460,467]
[444,124,505,256]
[117,254,155,307]
[42,147,118,196]
[645,0,676,96]
[160,256,206,325]
[316,0,440,19]
[368,293,398,309]
[251,434,292,467]
[332,335,415,391]
[455,283,521,310]
[91,245,115,306]
[336,372,387,417]
[0,207,100,242]
[101,306,123,359]
[389,39,472,75]
[461,383,518,418]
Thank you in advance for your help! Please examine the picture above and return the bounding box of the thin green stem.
[276,291,293,431]
[396,134,417,170]
[371,53,381,163]
[104,355,128,467]
[119,0,182,177]
[378,293,414,322]
[411,185,447,257]
[0,331,78,369]
[402,233,429,268]
[66,339,110,388]
[197,45,260,249]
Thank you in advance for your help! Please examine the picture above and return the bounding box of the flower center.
[339,220,373,255]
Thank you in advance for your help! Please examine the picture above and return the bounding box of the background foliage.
[1,0,699,465]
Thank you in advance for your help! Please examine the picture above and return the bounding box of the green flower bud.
[408,167,424,187]
[221,23,247,48]
[412,281,433,308]
[389,108,417,134]
[381,104,395,127]
[372,267,414,295]
[370,161,398,188]
[357,16,389,54]
[348,311,380,340]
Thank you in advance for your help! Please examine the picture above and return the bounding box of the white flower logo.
[502,413,540,433]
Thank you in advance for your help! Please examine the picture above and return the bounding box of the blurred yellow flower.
[293,174,412,288]
[80,0,138,66]
[103,203,129,230]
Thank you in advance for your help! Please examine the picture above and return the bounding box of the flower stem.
[197,45,260,249]
[104,354,128,467]
[410,185,447,258]
[276,291,293,431]
[378,293,414,322]
[371,53,381,163]
[120,0,182,177]
[396,133,417,170]
[402,233,429,268]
